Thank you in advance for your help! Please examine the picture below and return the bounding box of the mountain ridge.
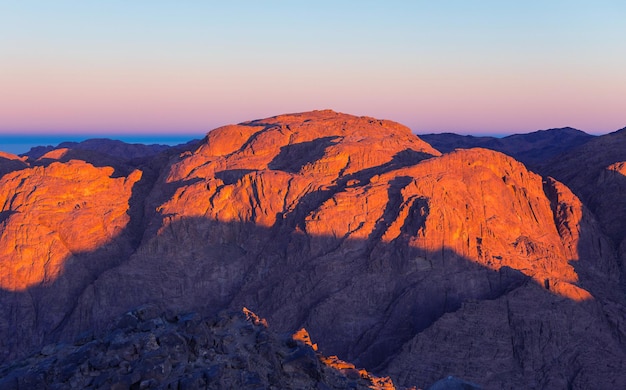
[0,110,625,389]
[419,127,594,168]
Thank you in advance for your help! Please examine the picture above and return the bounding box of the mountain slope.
[420,127,594,167]
[539,127,626,287]
[0,111,624,389]
[0,152,28,178]
[0,307,396,390]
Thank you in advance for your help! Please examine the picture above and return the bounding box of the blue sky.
[1,1,624,137]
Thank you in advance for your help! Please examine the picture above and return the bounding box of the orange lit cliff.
[0,111,624,389]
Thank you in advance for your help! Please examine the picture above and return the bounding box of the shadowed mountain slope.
[0,111,625,389]
[538,127,626,289]
[0,152,28,178]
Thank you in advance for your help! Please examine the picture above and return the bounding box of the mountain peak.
[1,111,625,389]
[180,110,440,183]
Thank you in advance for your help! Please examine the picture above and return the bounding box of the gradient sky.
[1,1,625,136]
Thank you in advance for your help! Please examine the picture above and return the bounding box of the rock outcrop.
[0,307,396,390]
[0,160,141,291]
[0,160,142,364]
[0,151,28,178]
[0,110,625,389]
[540,128,626,251]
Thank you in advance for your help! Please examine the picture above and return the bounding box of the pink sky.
[1,1,624,135]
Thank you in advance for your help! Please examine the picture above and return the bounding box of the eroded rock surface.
[0,151,28,178]
[0,111,625,389]
[0,160,142,363]
[540,128,626,271]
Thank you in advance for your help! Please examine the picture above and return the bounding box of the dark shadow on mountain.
[1,155,625,389]
[366,176,414,246]
[215,169,257,185]
[391,149,436,166]
[2,208,618,388]
[537,130,626,295]
[339,149,436,187]
[20,145,55,160]
[586,167,626,247]
[0,156,29,178]
[226,122,295,157]
[0,210,15,224]
[0,143,202,364]
[542,155,626,248]
[265,150,436,239]
[401,197,429,237]
[269,136,341,173]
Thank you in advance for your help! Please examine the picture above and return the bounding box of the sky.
[1,1,625,138]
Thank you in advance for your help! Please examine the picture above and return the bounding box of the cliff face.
[0,151,28,178]
[0,160,142,367]
[0,161,141,291]
[540,128,626,283]
[0,111,625,389]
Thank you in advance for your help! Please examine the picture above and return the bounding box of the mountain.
[0,151,28,178]
[23,138,177,161]
[539,127,626,281]
[0,110,624,389]
[420,127,594,168]
[0,307,396,390]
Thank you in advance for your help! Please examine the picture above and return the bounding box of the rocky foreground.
[1,110,625,389]
[0,307,399,390]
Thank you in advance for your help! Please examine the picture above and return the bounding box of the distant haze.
[1,1,624,135]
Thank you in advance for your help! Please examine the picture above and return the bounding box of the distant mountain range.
[419,127,594,167]
[0,111,624,389]
[23,138,175,161]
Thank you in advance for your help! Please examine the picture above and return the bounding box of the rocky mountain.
[23,138,178,162]
[0,151,28,178]
[420,127,594,168]
[539,127,626,284]
[0,110,625,389]
[0,306,395,390]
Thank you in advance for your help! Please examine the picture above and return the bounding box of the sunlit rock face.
[0,160,142,364]
[0,111,625,389]
[0,161,141,291]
